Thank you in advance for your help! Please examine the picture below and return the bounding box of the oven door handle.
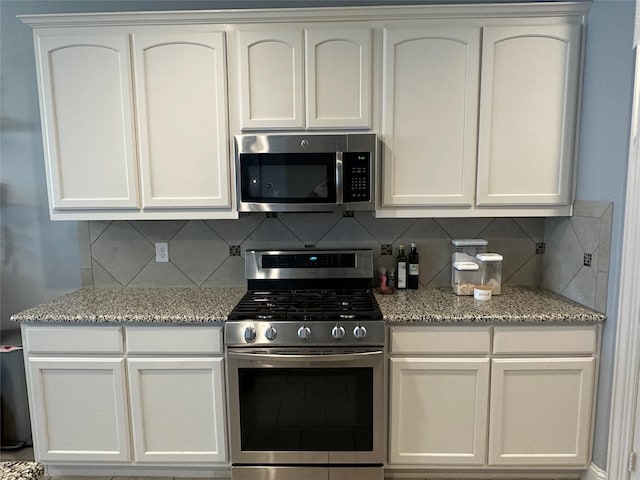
[227,350,383,363]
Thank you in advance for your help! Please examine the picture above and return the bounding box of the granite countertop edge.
[10,286,606,325]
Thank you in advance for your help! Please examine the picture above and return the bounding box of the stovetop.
[228,289,383,322]
[225,249,384,347]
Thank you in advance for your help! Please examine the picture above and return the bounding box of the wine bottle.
[396,245,407,289]
[408,242,419,289]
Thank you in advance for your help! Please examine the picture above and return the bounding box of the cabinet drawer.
[493,326,597,355]
[24,325,123,354]
[126,326,222,354]
[389,326,491,354]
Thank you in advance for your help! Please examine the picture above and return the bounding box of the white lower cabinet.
[26,357,131,463]
[488,357,595,467]
[22,324,227,467]
[389,357,489,465]
[127,357,226,463]
[388,325,599,471]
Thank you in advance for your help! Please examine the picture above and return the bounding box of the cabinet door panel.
[127,357,227,463]
[238,30,304,129]
[306,28,372,129]
[477,22,582,206]
[382,26,480,207]
[27,357,130,462]
[133,31,231,208]
[35,32,139,210]
[389,357,489,465]
[488,357,595,466]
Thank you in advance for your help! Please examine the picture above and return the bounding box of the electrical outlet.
[155,242,169,263]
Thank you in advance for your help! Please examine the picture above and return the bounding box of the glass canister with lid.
[476,253,503,295]
[452,261,480,296]
[451,239,488,261]
[451,239,487,290]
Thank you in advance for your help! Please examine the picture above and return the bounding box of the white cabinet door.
[488,357,596,467]
[34,31,139,211]
[305,28,372,129]
[127,357,227,463]
[132,31,231,209]
[476,21,582,206]
[237,29,304,130]
[381,25,481,207]
[389,357,490,465]
[26,357,131,462]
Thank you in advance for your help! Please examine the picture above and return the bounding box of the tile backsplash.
[542,201,613,313]
[78,201,612,313]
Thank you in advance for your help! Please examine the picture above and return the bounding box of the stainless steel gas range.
[225,249,385,480]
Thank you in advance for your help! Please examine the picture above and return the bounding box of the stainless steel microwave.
[235,133,376,213]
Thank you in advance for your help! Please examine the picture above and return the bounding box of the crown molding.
[19,2,592,28]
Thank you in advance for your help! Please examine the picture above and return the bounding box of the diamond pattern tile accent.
[436,217,492,239]
[241,218,304,255]
[129,262,196,287]
[91,221,154,286]
[131,220,187,243]
[91,259,122,287]
[206,213,265,245]
[354,212,415,244]
[202,256,247,288]
[381,244,393,256]
[169,221,228,286]
[479,218,537,283]
[278,212,341,244]
[542,221,583,292]
[89,220,112,244]
[315,217,378,252]
[83,202,611,305]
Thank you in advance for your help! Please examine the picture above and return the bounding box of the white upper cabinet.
[132,30,231,209]
[377,11,586,217]
[34,30,140,211]
[32,27,236,220]
[381,25,481,207]
[237,29,305,129]
[306,28,372,129]
[22,3,589,220]
[235,26,372,130]
[476,21,582,207]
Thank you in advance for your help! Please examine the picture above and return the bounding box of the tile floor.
[1,448,227,479]
[0,447,580,479]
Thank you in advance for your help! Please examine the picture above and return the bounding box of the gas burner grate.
[228,289,382,321]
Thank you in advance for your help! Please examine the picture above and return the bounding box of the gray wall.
[574,0,635,469]
[0,0,634,471]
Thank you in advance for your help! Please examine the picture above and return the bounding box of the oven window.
[238,367,373,452]
[239,153,337,203]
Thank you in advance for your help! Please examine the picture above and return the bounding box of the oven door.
[226,348,384,465]
[237,152,340,212]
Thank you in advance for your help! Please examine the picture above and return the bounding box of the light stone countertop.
[10,287,246,324]
[376,287,606,323]
[10,286,605,324]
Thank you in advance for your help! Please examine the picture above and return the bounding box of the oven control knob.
[331,325,346,340]
[353,325,367,340]
[298,326,311,340]
[265,326,278,341]
[244,326,257,343]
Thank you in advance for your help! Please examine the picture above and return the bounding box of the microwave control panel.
[343,152,371,202]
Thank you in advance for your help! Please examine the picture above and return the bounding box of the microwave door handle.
[336,152,343,204]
